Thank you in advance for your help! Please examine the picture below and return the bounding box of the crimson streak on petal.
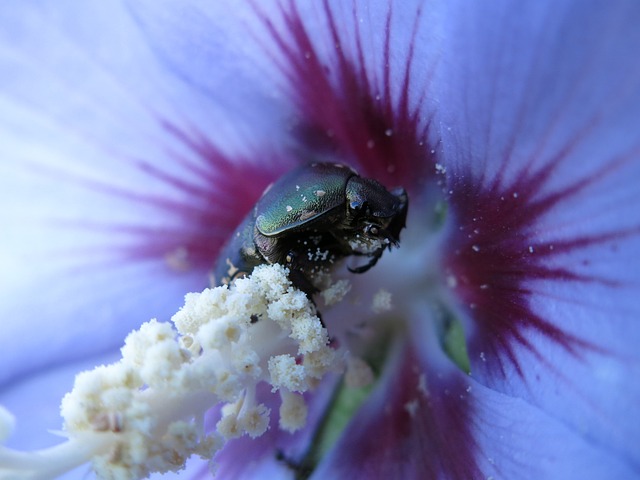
[255,0,437,192]
[312,343,481,479]
[445,159,639,382]
[49,120,295,278]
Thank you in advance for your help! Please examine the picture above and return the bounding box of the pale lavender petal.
[313,334,637,478]
[0,351,116,452]
[0,0,297,388]
[433,0,640,468]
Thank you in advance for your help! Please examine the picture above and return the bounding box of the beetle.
[213,162,408,295]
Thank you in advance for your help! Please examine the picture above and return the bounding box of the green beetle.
[213,162,408,294]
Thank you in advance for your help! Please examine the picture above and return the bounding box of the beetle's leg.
[275,450,313,478]
[281,249,326,326]
[348,248,384,274]
[371,224,401,248]
[283,250,320,294]
[288,268,320,295]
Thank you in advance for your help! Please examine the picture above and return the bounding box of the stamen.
[0,264,342,480]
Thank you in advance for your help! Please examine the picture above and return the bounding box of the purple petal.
[0,351,117,451]
[207,378,338,479]
[311,337,480,479]
[434,0,640,468]
[313,335,637,479]
[0,1,303,388]
[247,0,439,190]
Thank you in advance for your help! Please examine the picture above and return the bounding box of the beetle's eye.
[349,200,364,210]
[369,226,379,236]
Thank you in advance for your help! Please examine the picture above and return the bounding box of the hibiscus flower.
[1,1,639,479]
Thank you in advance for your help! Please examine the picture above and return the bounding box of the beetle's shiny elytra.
[213,162,408,294]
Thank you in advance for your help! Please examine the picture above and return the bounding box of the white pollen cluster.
[0,265,340,480]
[372,289,393,313]
[320,279,352,306]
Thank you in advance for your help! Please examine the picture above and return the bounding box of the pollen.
[279,390,308,432]
[372,289,392,313]
[345,356,374,388]
[321,279,352,306]
[404,399,420,418]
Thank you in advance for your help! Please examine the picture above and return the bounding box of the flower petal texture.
[435,0,640,472]
[1,0,639,478]
[0,1,295,385]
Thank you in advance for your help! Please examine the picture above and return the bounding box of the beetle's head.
[344,176,408,254]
